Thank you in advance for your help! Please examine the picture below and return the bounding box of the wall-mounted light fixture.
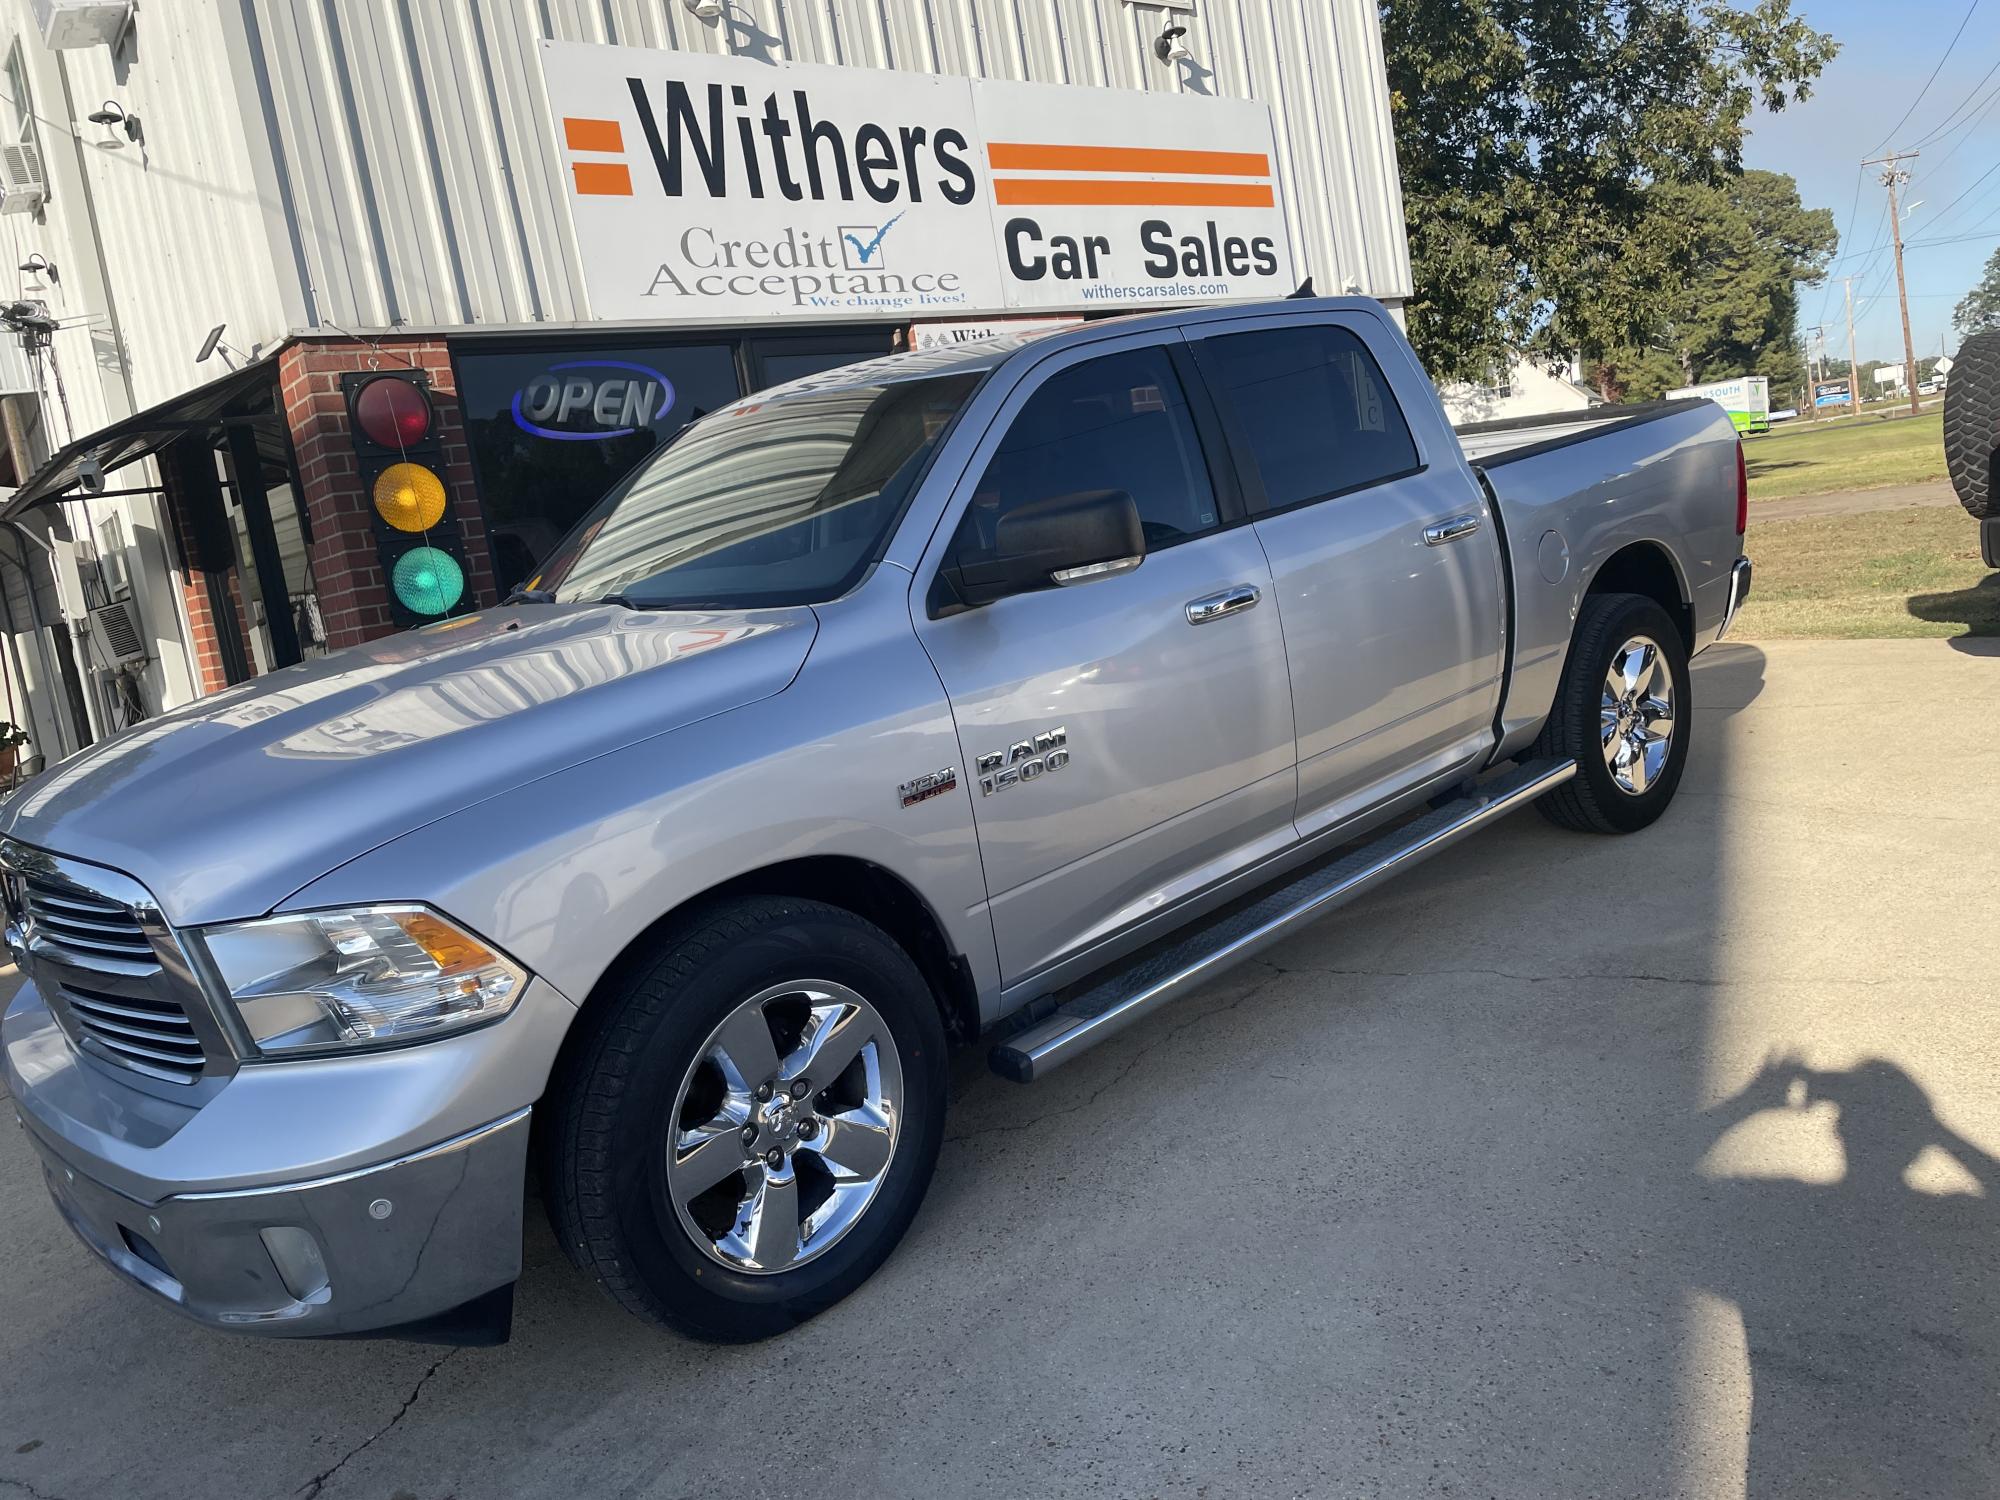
[86,101,143,149]
[684,0,724,18]
[17,253,57,286]
[1153,24,1192,64]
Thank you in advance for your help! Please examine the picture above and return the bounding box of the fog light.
[260,1226,331,1302]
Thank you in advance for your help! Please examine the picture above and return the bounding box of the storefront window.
[453,342,742,598]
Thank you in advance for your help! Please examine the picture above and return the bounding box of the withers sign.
[538,42,1295,321]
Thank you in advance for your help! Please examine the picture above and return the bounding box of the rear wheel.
[1532,592,1692,834]
[545,897,946,1341]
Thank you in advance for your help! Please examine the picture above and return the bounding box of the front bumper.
[5,974,573,1340]
[25,1104,529,1340]
[1715,555,1753,641]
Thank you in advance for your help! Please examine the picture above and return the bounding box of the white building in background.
[1439,354,1596,426]
[0,0,1417,777]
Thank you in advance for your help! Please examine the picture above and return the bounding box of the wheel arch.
[548,855,982,1085]
[1584,540,1694,649]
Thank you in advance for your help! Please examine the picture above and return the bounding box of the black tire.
[1944,329,2000,521]
[544,896,947,1341]
[1531,592,1692,835]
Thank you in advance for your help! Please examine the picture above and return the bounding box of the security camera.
[78,457,106,495]
[1154,24,1191,63]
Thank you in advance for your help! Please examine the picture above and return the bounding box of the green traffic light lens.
[391,546,464,617]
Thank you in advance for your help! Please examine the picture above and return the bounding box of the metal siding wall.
[232,0,1410,331]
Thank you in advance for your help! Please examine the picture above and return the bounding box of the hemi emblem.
[897,767,959,809]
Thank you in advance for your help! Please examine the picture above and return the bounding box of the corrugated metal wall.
[228,0,1411,334]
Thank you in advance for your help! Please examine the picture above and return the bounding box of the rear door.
[1189,313,1507,838]
[913,333,1295,986]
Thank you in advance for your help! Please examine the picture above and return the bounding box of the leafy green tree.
[1956,246,2000,336]
[1596,170,1836,401]
[1382,0,1837,390]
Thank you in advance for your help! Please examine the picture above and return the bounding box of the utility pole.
[1843,277,1862,416]
[1865,152,1922,417]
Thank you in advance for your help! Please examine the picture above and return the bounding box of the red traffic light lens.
[353,376,433,449]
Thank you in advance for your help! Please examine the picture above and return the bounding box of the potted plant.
[0,721,28,781]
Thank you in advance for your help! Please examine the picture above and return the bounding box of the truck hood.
[0,604,816,925]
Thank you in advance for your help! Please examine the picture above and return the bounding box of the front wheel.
[1531,592,1692,834]
[545,897,947,1341]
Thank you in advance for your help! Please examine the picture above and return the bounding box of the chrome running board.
[989,758,1577,1083]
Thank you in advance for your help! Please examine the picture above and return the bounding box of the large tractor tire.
[1944,329,2000,521]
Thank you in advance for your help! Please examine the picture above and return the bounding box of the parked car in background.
[3,300,1750,1346]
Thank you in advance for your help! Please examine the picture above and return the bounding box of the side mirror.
[944,489,1145,608]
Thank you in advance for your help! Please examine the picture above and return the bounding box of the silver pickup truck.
[3,299,1750,1345]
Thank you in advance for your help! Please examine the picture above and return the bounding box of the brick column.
[278,337,496,653]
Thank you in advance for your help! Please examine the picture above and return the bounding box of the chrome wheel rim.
[666,980,903,1275]
[1600,634,1676,796]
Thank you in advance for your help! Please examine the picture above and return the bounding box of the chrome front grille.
[21,878,156,966]
[1,841,221,1085]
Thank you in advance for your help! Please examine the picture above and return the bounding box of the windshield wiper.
[504,585,557,605]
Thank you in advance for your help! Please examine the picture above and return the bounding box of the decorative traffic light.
[342,371,471,625]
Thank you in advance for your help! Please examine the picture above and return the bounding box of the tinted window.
[1198,324,1420,511]
[536,373,979,609]
[960,347,1219,556]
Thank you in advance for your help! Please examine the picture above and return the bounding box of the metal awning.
[2,356,280,519]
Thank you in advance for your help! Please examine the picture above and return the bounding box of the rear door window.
[1195,324,1421,513]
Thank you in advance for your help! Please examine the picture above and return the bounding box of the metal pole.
[1865,153,1923,418]
[1843,278,1861,417]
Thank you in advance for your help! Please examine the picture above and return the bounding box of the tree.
[1593,170,1836,401]
[1381,0,1838,388]
[1956,246,2000,337]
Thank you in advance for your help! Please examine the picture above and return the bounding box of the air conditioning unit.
[88,598,147,667]
[33,0,134,50]
[0,138,47,216]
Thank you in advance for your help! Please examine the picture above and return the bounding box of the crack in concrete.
[0,1475,69,1500]
[293,1349,459,1499]
[946,964,1287,1144]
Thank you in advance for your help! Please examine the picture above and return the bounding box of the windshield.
[537,372,982,608]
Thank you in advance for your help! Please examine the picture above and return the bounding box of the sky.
[1743,0,2000,366]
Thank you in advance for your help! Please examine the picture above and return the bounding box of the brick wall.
[278,337,497,653]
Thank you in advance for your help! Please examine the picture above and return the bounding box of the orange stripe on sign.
[988,142,1270,178]
[572,161,633,196]
[992,178,1275,208]
[565,117,624,153]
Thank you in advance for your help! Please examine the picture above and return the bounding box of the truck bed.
[1453,397,1715,465]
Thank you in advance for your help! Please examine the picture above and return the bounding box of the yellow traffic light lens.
[373,462,446,533]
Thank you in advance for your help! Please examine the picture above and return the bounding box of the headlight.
[194,905,527,1057]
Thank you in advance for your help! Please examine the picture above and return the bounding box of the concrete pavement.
[3,639,1997,1499]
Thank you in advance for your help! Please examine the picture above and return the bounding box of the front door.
[913,336,1296,987]
[1189,314,1508,838]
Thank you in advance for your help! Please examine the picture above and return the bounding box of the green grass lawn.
[1742,409,1946,501]
[1733,505,1998,639]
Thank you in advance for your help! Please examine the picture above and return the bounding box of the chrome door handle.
[1424,514,1482,547]
[1186,585,1261,625]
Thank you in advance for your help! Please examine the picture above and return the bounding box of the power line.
[1903,49,2000,150]
[1866,0,1981,155]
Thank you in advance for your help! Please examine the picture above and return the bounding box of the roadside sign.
[1813,379,1852,409]
[538,42,1295,322]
